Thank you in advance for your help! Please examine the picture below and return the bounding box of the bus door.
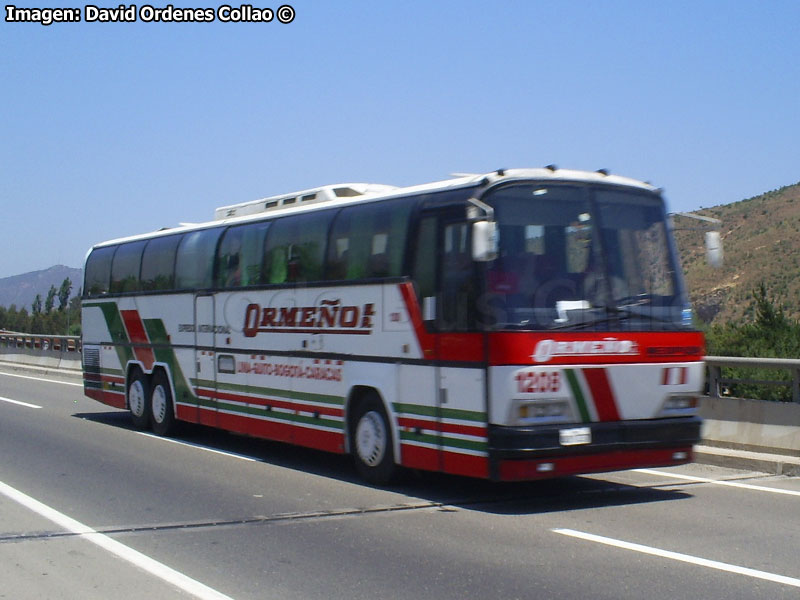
[407,206,486,473]
[194,293,217,426]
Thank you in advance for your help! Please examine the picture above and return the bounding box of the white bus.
[82,167,705,483]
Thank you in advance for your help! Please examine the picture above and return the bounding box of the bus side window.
[175,228,224,290]
[440,222,475,331]
[263,212,333,284]
[141,234,181,291]
[411,217,437,314]
[84,245,116,296]
[216,221,270,288]
[110,241,146,294]
[325,199,413,281]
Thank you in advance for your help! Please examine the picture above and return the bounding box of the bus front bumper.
[488,416,702,481]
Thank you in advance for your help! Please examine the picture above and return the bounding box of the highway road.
[2,364,800,600]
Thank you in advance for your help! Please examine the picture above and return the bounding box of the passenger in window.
[225,237,242,287]
[226,253,241,287]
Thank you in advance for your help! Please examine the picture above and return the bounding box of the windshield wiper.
[546,304,676,330]
[546,307,630,330]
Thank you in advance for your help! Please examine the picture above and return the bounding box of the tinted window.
[441,221,475,331]
[110,241,146,293]
[175,228,223,290]
[264,212,334,284]
[411,217,437,300]
[326,199,413,280]
[141,235,181,291]
[84,246,116,296]
[216,221,270,288]
[595,189,676,299]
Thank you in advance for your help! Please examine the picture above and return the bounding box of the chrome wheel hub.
[355,410,386,467]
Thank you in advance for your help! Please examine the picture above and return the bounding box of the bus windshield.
[482,183,688,331]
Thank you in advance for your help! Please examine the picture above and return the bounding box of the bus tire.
[350,391,396,485]
[150,370,176,436]
[127,366,150,430]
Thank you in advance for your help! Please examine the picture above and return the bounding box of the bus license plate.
[559,427,591,446]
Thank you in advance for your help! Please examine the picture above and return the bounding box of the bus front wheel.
[351,392,396,485]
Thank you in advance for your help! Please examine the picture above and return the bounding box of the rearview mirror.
[705,231,723,268]
[472,220,498,262]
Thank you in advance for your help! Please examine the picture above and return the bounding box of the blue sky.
[2,0,799,279]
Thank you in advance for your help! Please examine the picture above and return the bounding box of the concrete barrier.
[700,395,800,456]
[0,332,82,372]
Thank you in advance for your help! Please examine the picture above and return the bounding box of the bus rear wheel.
[150,370,176,436]
[351,392,396,485]
[127,367,150,430]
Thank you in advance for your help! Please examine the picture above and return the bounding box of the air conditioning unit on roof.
[213,183,398,220]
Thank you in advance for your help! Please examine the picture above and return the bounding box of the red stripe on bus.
[400,443,489,478]
[400,443,439,471]
[581,368,620,422]
[176,403,200,424]
[398,282,437,358]
[443,451,489,479]
[214,410,345,452]
[398,282,484,362]
[194,387,344,418]
[85,387,126,410]
[83,372,124,385]
[120,309,156,370]
[488,331,705,366]
[397,416,487,438]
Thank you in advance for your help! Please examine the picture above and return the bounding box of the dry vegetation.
[674,180,800,325]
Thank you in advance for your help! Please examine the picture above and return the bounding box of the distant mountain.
[674,181,800,324]
[0,265,83,310]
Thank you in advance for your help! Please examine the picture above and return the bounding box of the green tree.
[706,283,800,401]
[32,294,43,315]
[58,277,72,312]
[67,291,82,335]
[45,285,56,313]
[753,281,787,330]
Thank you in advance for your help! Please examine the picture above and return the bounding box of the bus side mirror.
[705,231,723,268]
[472,220,498,262]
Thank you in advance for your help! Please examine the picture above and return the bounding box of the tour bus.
[82,167,709,483]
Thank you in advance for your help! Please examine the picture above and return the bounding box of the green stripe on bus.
[216,401,344,430]
[83,301,133,368]
[143,318,195,403]
[399,430,488,452]
[564,369,591,423]
[194,378,344,407]
[96,367,125,377]
[393,402,486,423]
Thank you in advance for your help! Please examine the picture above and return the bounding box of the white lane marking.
[634,468,800,497]
[0,371,83,387]
[553,528,800,588]
[0,396,42,409]
[0,479,238,600]
[134,432,258,462]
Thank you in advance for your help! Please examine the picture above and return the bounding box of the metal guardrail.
[705,355,800,403]
[0,331,82,371]
[1,335,798,402]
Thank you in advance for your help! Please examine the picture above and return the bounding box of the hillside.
[0,265,83,310]
[674,181,800,324]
